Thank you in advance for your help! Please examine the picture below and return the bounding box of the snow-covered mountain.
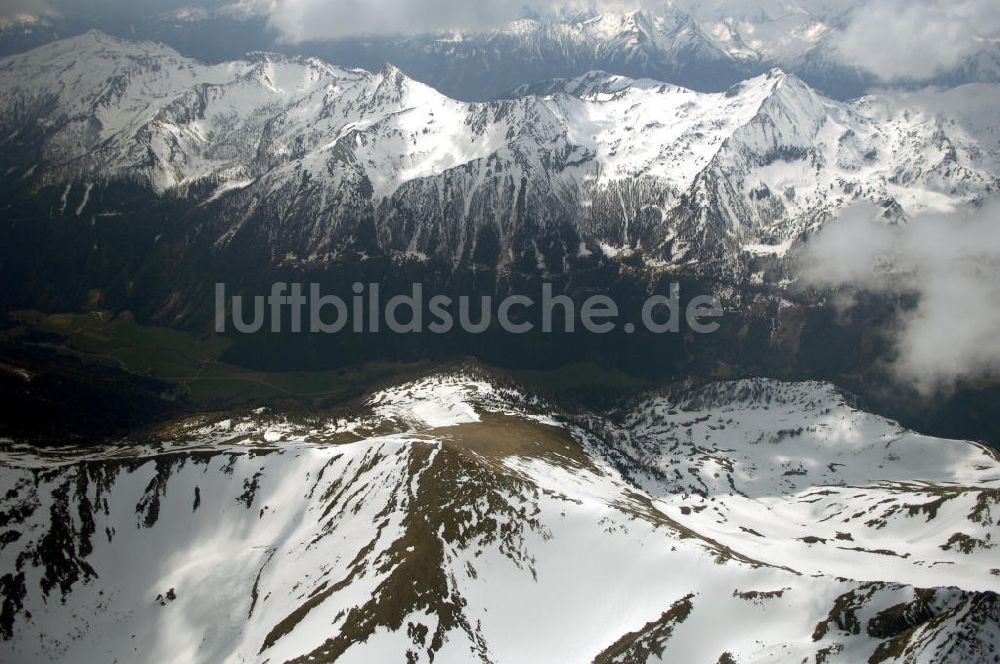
[1,370,998,662]
[382,3,999,99]
[1,31,996,275]
[382,8,752,99]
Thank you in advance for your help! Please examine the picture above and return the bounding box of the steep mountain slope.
[1,32,995,275]
[1,372,998,662]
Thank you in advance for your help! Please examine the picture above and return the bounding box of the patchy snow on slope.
[598,379,1000,592]
[1,372,998,662]
[369,374,494,428]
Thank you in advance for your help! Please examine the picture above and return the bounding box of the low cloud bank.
[800,200,1000,394]
[833,0,1000,82]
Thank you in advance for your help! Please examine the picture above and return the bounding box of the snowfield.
[1,372,998,663]
[1,32,997,269]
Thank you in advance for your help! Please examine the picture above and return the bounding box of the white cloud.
[0,0,59,25]
[833,0,1000,81]
[258,0,649,41]
[254,0,1000,59]
[801,200,1000,394]
[1,0,243,25]
[265,0,534,41]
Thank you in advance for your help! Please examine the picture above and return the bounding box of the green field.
[4,310,654,415]
[6,310,429,409]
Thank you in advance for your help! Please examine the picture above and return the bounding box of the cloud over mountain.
[801,200,1000,394]
[833,0,1000,81]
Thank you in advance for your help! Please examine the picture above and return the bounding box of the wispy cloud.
[832,0,1000,81]
[0,0,60,25]
[260,0,650,41]
[265,0,525,41]
[0,0,252,25]
[800,200,1000,394]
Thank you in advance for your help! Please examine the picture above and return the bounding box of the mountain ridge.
[1,33,995,275]
[1,370,998,662]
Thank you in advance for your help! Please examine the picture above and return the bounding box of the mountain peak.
[765,68,820,106]
[53,28,160,53]
[2,27,186,67]
[380,62,404,79]
[583,10,656,40]
[375,62,412,96]
[556,70,637,96]
[765,66,788,80]
[735,67,815,103]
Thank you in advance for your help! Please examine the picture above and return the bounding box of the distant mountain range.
[1,31,995,279]
[2,4,998,102]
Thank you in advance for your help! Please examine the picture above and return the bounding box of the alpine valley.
[0,31,998,438]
